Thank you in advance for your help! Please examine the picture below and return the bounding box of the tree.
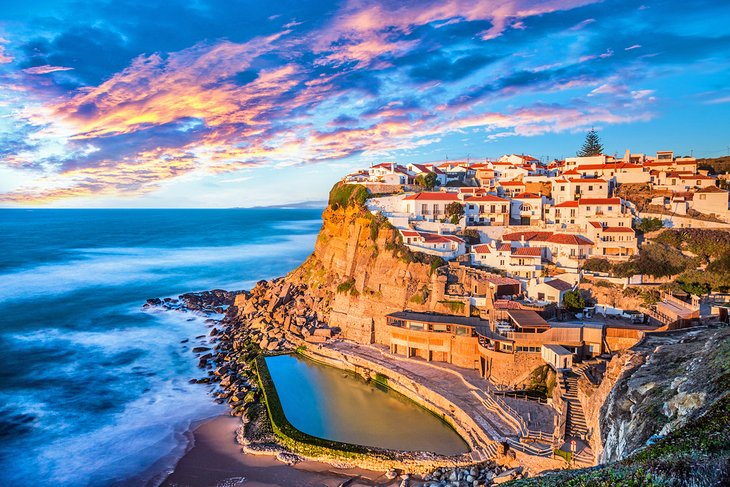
[445,201,464,224]
[416,172,438,190]
[563,290,586,312]
[577,128,604,157]
[635,217,664,233]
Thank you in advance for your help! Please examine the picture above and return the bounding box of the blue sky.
[0,0,729,207]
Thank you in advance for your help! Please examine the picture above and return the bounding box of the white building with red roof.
[463,194,510,226]
[368,162,414,185]
[401,191,461,222]
[400,230,466,260]
[407,163,447,186]
[510,192,546,226]
[586,223,638,259]
[470,241,543,279]
[497,179,526,197]
[551,177,610,204]
[545,197,632,230]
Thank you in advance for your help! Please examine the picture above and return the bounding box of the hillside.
[509,325,730,486]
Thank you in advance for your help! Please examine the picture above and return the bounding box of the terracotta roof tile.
[546,233,594,246]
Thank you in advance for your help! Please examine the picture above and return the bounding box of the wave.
[0,232,316,304]
[0,310,224,486]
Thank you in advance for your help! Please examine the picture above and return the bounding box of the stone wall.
[481,348,546,388]
[298,344,499,453]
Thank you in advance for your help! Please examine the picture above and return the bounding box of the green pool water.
[264,354,469,455]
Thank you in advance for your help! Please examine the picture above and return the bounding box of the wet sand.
[157,415,401,487]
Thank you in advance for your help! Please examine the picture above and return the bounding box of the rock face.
[233,204,436,346]
[578,325,730,463]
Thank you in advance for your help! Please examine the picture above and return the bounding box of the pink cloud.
[23,65,74,75]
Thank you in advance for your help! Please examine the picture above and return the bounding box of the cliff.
[575,324,729,464]
[232,183,443,347]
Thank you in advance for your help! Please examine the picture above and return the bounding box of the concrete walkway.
[322,341,557,444]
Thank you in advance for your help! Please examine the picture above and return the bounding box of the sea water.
[0,208,321,486]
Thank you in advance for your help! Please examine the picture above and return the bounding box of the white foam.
[0,233,316,303]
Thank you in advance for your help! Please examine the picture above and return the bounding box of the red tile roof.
[465,194,509,202]
[546,279,573,291]
[603,227,635,233]
[513,192,541,199]
[546,234,594,246]
[553,201,579,208]
[569,178,607,183]
[403,192,460,201]
[472,244,491,254]
[501,231,553,242]
[499,181,526,186]
[512,247,542,256]
[578,197,621,205]
[588,221,602,228]
[498,243,512,252]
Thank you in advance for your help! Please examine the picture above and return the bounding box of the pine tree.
[577,128,604,157]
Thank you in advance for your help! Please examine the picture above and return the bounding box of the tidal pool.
[264,354,469,455]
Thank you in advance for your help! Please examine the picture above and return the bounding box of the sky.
[0,0,729,208]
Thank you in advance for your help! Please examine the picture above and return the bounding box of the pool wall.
[253,349,500,473]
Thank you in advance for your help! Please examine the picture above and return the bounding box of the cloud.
[23,65,74,75]
[2,0,730,204]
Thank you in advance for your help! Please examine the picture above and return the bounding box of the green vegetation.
[415,172,438,190]
[254,356,395,460]
[430,256,446,275]
[563,290,586,311]
[373,372,389,387]
[460,228,481,245]
[577,128,604,157]
[509,394,730,486]
[328,182,369,210]
[582,257,613,273]
[368,212,389,241]
[438,299,465,313]
[336,277,356,294]
[526,365,557,398]
[697,155,730,175]
[581,230,730,293]
[445,201,464,224]
[635,217,664,233]
[409,285,430,305]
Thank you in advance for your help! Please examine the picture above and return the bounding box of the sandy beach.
[153,415,402,487]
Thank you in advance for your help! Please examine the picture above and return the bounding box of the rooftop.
[387,311,488,328]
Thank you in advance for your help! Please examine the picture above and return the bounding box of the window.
[588,185,593,191]
[502,205,507,212]
[490,204,495,213]
[432,324,449,332]
[586,206,591,211]
[608,206,613,211]
[560,186,565,191]
[699,194,706,200]
[455,327,470,336]
[408,322,424,331]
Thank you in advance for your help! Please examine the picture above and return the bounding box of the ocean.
[0,208,322,486]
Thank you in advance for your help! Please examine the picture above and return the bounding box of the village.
[330,145,730,466]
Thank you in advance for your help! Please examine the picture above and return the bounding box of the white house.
[401,230,466,259]
[402,191,461,221]
[526,277,574,305]
[510,192,545,226]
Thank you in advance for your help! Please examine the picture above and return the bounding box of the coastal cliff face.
[578,325,729,464]
[288,205,433,344]
[232,187,439,347]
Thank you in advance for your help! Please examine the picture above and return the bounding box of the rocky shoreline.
[145,287,532,486]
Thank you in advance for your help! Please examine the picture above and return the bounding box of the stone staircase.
[561,371,589,440]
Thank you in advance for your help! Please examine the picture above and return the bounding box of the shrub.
[445,202,464,224]
[328,183,369,210]
[583,257,612,273]
[563,290,586,311]
[336,277,356,294]
[438,300,465,313]
[635,217,664,233]
[430,256,446,275]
